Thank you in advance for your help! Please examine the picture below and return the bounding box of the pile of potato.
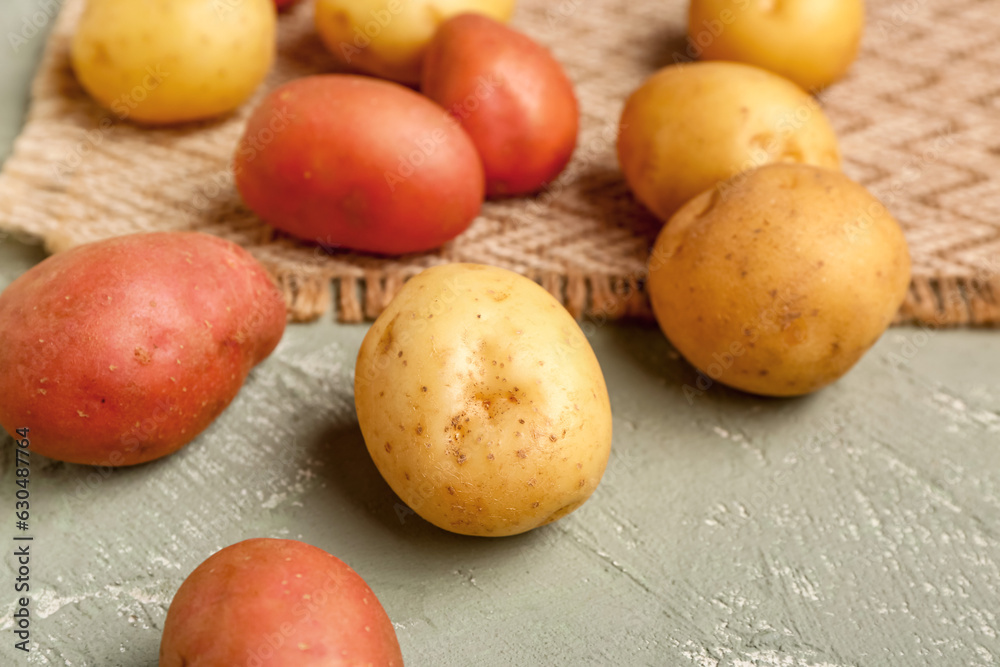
[0,0,912,664]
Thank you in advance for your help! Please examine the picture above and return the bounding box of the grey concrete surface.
[1,2,999,666]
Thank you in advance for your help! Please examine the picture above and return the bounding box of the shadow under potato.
[305,420,577,556]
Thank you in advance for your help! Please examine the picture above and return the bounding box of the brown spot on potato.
[416,425,423,435]
[517,449,527,459]
[447,486,455,495]
[134,347,152,365]
[384,442,392,453]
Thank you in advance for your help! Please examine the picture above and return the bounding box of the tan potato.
[314,0,516,84]
[688,0,865,91]
[71,0,275,125]
[648,163,912,397]
[354,264,612,536]
[618,61,841,222]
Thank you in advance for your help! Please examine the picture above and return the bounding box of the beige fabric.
[0,0,997,325]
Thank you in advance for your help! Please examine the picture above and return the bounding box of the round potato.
[355,264,612,537]
[159,539,403,666]
[234,75,484,255]
[618,61,841,222]
[71,0,275,125]
[688,0,865,91]
[422,13,579,197]
[648,163,912,397]
[314,0,516,84]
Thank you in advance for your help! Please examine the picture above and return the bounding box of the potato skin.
[315,0,516,85]
[159,539,403,667]
[0,233,286,466]
[647,164,912,397]
[71,0,275,125]
[234,75,485,255]
[355,264,613,537]
[422,13,579,197]
[688,0,864,91]
[618,61,840,222]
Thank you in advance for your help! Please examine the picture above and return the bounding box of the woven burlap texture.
[0,0,997,325]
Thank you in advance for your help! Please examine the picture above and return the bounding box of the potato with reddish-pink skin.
[0,232,286,466]
[421,14,579,197]
[159,538,404,667]
[234,75,485,255]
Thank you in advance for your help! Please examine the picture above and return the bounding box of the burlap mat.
[0,0,997,325]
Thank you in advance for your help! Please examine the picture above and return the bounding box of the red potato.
[421,13,579,197]
[0,233,286,466]
[234,75,485,255]
[159,539,403,667]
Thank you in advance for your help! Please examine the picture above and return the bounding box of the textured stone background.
[1,2,999,666]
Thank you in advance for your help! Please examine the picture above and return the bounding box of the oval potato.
[234,75,484,255]
[71,0,275,125]
[0,232,286,466]
[688,0,865,91]
[618,61,841,222]
[422,13,579,197]
[648,164,912,397]
[355,264,613,536]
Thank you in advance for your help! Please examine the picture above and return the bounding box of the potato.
[688,0,865,91]
[647,164,912,397]
[354,264,613,537]
[0,232,286,466]
[422,13,579,197]
[618,61,841,222]
[159,539,403,667]
[234,75,484,255]
[71,0,275,125]
[314,0,516,84]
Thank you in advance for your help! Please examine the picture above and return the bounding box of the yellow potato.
[648,163,911,397]
[71,0,275,125]
[354,264,612,537]
[315,0,516,84]
[688,0,865,91]
[618,61,841,222]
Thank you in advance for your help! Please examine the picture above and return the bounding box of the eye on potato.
[647,163,912,397]
[159,538,403,667]
[355,264,613,537]
[617,61,841,222]
[71,0,275,125]
[314,0,516,84]
[688,0,865,91]
[234,75,485,255]
[422,13,579,197]
[0,232,286,466]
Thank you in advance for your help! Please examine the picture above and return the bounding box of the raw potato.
[647,164,912,397]
[159,539,403,666]
[71,0,275,125]
[355,264,613,536]
[0,233,286,466]
[688,0,865,91]
[234,75,484,255]
[314,0,516,84]
[422,13,579,197]
[618,61,841,222]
